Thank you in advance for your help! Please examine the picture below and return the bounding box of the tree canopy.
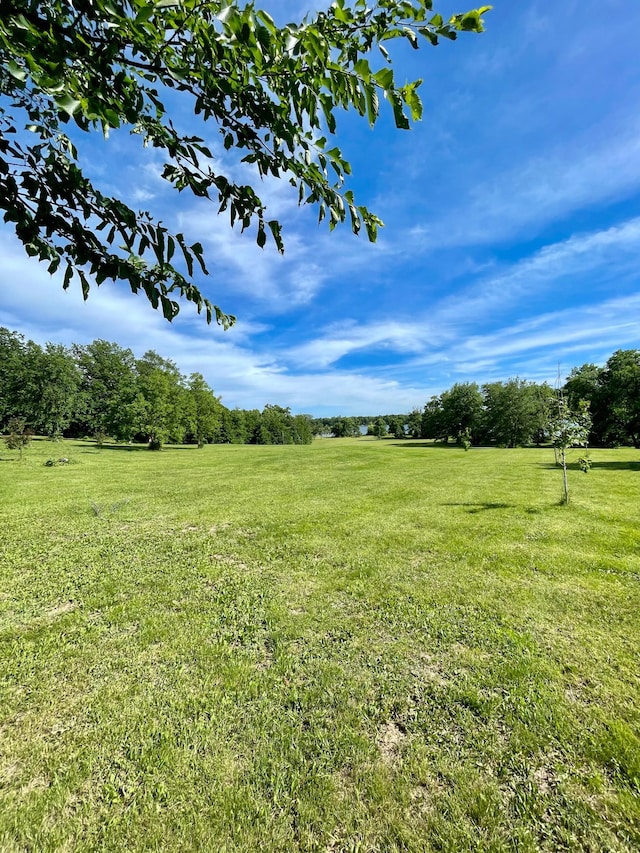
[0,1,489,325]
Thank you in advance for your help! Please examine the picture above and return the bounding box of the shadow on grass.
[390,442,465,450]
[538,460,640,472]
[443,501,547,515]
[588,460,640,471]
[443,501,513,514]
[82,443,200,453]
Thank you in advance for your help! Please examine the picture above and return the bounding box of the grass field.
[1,437,639,852]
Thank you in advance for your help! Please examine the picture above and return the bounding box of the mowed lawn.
[1,438,639,852]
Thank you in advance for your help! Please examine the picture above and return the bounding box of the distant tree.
[482,379,540,447]
[406,407,423,439]
[254,404,295,445]
[530,383,556,446]
[136,351,187,447]
[387,415,407,439]
[73,339,142,441]
[186,373,223,447]
[330,417,360,438]
[440,382,483,445]
[373,417,387,439]
[238,409,260,444]
[600,350,640,447]
[421,396,446,441]
[254,406,312,445]
[31,343,81,438]
[564,363,603,410]
[0,328,29,431]
[4,417,31,459]
[218,408,248,444]
[300,415,322,438]
[564,363,606,445]
[292,414,313,445]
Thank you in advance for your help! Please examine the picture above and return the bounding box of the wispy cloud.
[278,217,640,372]
[400,291,640,389]
[408,125,640,250]
[432,216,640,326]
[286,318,437,369]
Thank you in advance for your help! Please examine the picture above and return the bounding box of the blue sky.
[1,0,640,416]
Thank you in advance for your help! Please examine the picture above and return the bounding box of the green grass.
[1,437,639,852]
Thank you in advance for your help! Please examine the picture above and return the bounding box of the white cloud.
[432,217,640,327]
[287,318,437,369]
[273,217,640,375]
[402,291,640,390]
[408,126,640,249]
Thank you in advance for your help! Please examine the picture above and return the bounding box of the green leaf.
[268,220,283,253]
[354,58,371,80]
[135,4,155,24]
[63,265,73,291]
[402,27,419,49]
[7,60,27,82]
[55,94,81,117]
[373,68,394,90]
[364,84,379,126]
[79,270,90,300]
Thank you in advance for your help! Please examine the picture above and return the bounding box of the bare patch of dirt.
[409,780,444,816]
[532,755,562,794]
[377,721,407,766]
[411,652,448,687]
[46,601,75,620]
[20,775,50,795]
[254,639,275,671]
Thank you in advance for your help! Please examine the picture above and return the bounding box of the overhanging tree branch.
[0,0,490,324]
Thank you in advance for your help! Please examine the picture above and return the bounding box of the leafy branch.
[0,0,490,323]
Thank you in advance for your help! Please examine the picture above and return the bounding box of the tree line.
[2,327,638,450]
[0,328,312,447]
[313,350,640,449]
[417,350,640,448]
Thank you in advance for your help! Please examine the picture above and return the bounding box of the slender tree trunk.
[561,449,569,503]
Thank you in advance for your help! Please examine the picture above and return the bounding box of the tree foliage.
[0,325,314,446]
[0,1,489,323]
[566,351,640,447]
[186,372,223,447]
[482,379,549,448]
[440,382,483,444]
[330,416,360,438]
[422,379,557,448]
[73,339,143,440]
